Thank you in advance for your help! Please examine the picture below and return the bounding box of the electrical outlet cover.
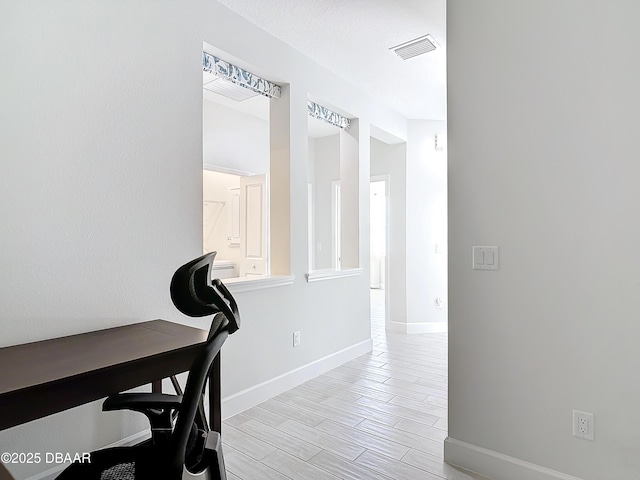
[573,410,594,440]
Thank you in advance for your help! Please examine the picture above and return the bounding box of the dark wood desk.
[0,320,218,432]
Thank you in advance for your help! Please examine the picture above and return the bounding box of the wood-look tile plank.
[307,377,396,402]
[308,450,395,480]
[241,405,289,427]
[226,471,242,480]
[224,412,252,428]
[259,398,326,427]
[320,395,402,426]
[260,449,341,480]
[234,419,322,461]
[276,419,366,460]
[353,377,429,401]
[371,358,414,369]
[355,395,441,426]
[346,355,388,369]
[222,424,277,460]
[334,364,394,383]
[323,369,376,385]
[356,419,444,458]
[224,445,291,480]
[413,376,449,391]
[433,417,447,431]
[401,448,450,478]
[424,395,448,409]
[394,419,448,444]
[388,395,448,419]
[301,381,365,403]
[315,419,410,460]
[354,449,442,480]
[403,450,492,480]
[383,377,447,397]
[283,395,365,427]
[380,363,448,383]
[274,383,330,404]
[439,464,493,480]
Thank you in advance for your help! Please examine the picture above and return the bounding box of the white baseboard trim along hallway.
[222,338,373,419]
[444,437,584,480]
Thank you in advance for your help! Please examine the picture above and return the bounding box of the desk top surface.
[0,320,208,396]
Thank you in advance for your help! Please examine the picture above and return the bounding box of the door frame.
[370,174,390,327]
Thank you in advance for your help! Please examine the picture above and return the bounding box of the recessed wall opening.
[202,45,293,283]
[306,98,359,279]
[202,84,270,280]
[307,115,341,271]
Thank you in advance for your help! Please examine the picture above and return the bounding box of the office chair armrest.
[103,393,183,412]
[103,393,184,444]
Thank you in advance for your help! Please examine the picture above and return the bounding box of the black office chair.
[56,252,240,480]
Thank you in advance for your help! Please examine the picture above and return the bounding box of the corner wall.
[447,2,640,479]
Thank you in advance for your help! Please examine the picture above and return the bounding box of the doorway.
[370,176,389,330]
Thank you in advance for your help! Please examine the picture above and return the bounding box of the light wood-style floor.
[221,289,488,480]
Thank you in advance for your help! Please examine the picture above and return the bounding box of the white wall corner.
[444,438,585,480]
[222,338,373,418]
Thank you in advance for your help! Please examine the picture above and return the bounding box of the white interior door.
[239,174,268,277]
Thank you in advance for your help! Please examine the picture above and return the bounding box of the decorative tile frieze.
[307,100,351,130]
[203,52,281,99]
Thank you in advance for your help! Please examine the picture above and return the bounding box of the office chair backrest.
[171,252,240,332]
[167,252,241,477]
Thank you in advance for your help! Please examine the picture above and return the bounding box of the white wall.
[0,1,408,478]
[447,2,640,479]
[404,120,448,332]
[202,98,269,174]
[370,138,407,327]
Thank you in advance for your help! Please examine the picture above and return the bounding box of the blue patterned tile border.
[203,52,281,99]
[307,100,351,130]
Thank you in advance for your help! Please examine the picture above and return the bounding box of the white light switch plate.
[473,246,499,270]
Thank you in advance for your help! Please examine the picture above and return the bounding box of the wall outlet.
[573,410,594,440]
[293,331,301,347]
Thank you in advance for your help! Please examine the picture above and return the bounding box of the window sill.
[305,268,363,283]
[222,275,295,293]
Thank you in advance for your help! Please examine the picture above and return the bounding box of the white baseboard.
[388,321,448,334]
[444,437,584,480]
[221,338,373,419]
[25,431,149,480]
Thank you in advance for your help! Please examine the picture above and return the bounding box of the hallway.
[221,290,486,479]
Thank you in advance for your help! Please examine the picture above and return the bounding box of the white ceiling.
[216,0,447,121]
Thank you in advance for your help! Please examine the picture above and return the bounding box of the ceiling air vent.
[390,34,437,60]
[203,76,259,102]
